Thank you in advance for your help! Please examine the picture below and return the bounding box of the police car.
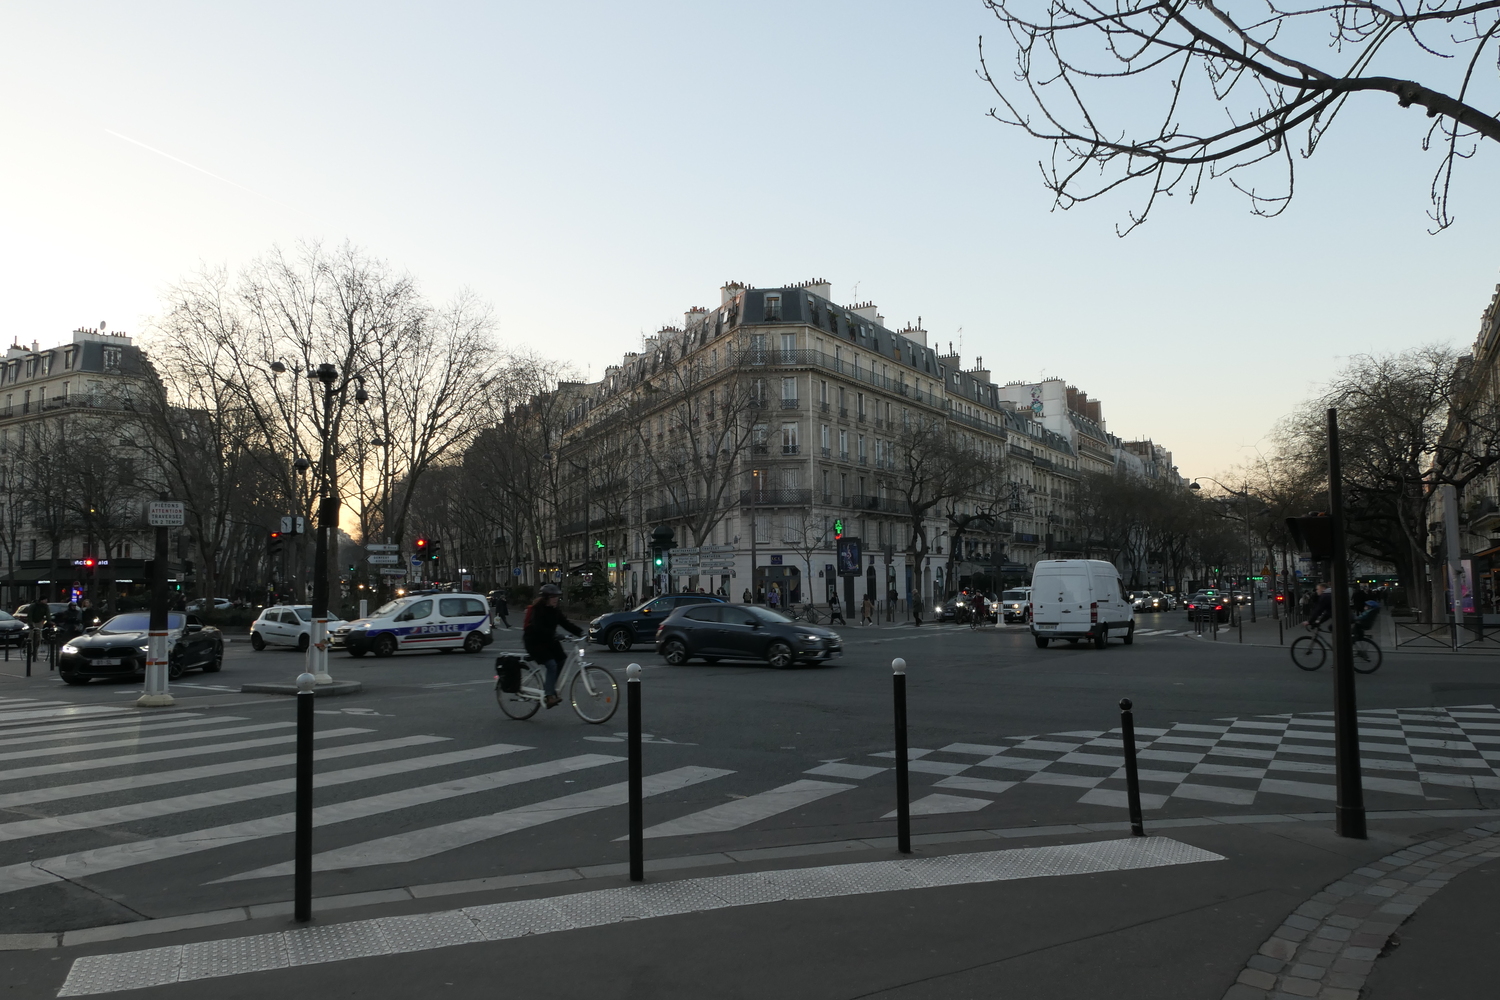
[331,592,493,657]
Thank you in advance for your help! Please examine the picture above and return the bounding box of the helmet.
[539,584,562,597]
[1365,600,1380,608]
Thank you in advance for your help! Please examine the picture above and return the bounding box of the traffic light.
[833,517,845,541]
[429,540,442,563]
[653,553,664,568]
[268,531,284,556]
[415,537,428,554]
[594,539,604,551]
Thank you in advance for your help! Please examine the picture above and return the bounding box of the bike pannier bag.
[497,655,524,694]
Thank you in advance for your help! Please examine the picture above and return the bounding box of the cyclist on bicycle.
[523,584,583,709]
[1352,600,1380,642]
[1305,583,1332,630]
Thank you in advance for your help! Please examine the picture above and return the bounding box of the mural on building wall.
[1029,385,1044,415]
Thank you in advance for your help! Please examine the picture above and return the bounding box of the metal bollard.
[893,657,911,854]
[1120,698,1144,836]
[294,672,315,922]
[626,663,643,882]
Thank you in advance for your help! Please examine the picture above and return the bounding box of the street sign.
[146,501,185,527]
[367,555,400,565]
[410,556,423,567]
[366,544,399,553]
[378,568,407,577]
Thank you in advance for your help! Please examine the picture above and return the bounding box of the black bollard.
[294,672,315,922]
[893,657,911,854]
[1120,698,1144,836]
[627,663,643,881]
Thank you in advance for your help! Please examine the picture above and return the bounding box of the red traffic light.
[270,531,282,540]
[82,558,96,568]
[415,538,428,548]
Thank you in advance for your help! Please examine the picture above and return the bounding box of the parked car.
[13,602,69,624]
[588,594,726,652]
[1183,592,1230,622]
[57,612,224,685]
[250,605,347,651]
[1029,559,1135,649]
[999,588,1032,622]
[654,603,842,667]
[0,610,26,646]
[332,593,493,657]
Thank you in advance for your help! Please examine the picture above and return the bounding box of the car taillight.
[1090,602,1098,624]
[655,623,665,637]
[1214,604,1223,610]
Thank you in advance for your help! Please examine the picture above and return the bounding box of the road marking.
[0,750,606,896]
[0,736,459,842]
[805,762,887,779]
[57,837,1225,995]
[0,729,387,809]
[0,721,300,765]
[884,792,991,817]
[0,714,235,749]
[637,778,848,839]
[0,705,138,726]
[227,765,732,878]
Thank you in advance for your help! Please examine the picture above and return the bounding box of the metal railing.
[740,488,813,506]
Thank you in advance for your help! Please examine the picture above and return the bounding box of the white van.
[1028,559,1134,648]
[330,592,493,657]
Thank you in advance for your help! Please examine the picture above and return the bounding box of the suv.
[589,594,727,651]
[332,593,493,657]
[1000,588,1031,622]
[250,605,346,651]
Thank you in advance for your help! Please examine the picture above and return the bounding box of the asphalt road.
[1,612,1496,938]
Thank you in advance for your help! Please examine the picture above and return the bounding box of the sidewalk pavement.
[5,810,1498,999]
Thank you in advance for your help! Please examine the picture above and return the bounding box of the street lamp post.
[305,364,367,685]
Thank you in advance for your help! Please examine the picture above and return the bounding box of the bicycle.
[1290,623,1382,674]
[794,603,823,625]
[494,638,621,723]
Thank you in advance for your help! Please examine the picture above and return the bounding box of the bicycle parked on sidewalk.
[1290,622,1382,673]
[495,638,620,723]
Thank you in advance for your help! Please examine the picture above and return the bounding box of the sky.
[2,1,1497,483]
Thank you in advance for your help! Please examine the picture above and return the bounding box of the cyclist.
[1305,583,1332,630]
[523,584,582,709]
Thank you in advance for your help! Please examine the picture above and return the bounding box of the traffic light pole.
[1326,408,1366,839]
[138,519,174,708]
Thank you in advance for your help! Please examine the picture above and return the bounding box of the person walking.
[492,591,510,629]
[742,587,753,604]
[828,592,847,626]
[522,584,582,709]
[861,593,874,626]
[912,595,923,627]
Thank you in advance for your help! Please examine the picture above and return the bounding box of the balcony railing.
[740,488,813,507]
[857,412,866,423]
[781,444,800,455]
[850,494,904,513]
[1008,444,1035,461]
[752,444,769,455]
[838,451,850,462]
[820,401,830,412]
[821,446,831,458]
[858,456,867,465]
[780,398,800,409]
[839,407,848,418]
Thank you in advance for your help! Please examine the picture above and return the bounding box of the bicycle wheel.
[570,665,620,724]
[1352,638,1383,674]
[1290,635,1325,671]
[495,670,541,720]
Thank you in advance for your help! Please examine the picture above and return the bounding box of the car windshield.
[100,613,185,633]
[372,600,406,617]
[746,606,793,624]
[1001,591,1027,601]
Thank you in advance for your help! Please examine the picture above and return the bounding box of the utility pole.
[139,497,182,708]
[1326,408,1367,839]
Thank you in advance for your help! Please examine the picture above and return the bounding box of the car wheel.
[766,641,794,668]
[250,633,266,651]
[168,657,184,681]
[463,632,484,653]
[662,639,688,665]
[607,628,632,652]
[297,633,310,652]
[202,646,224,672]
[1034,636,1048,648]
[60,671,90,686]
[1093,631,1107,650]
[1123,623,1135,645]
[374,634,397,658]
[348,647,367,658]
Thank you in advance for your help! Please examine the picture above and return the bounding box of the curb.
[1222,820,1500,999]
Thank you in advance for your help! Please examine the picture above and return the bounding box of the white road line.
[637,778,850,839]
[0,721,299,765]
[0,714,234,749]
[57,837,1225,996]
[223,765,732,879]
[0,728,387,808]
[0,705,137,726]
[884,792,992,817]
[0,750,608,896]
[0,738,502,843]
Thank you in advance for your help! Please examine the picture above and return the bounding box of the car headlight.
[138,643,150,653]
[61,643,80,655]
[590,617,603,628]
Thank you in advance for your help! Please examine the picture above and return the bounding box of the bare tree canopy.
[980,1,1500,232]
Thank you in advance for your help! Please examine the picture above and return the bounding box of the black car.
[588,594,726,652]
[654,603,842,668]
[0,610,26,646]
[1183,593,1231,623]
[58,612,224,685]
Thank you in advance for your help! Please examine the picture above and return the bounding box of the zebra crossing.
[2,690,1497,917]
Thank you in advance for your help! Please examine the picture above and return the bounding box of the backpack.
[523,603,534,631]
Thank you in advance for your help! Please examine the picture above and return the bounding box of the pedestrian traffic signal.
[594,539,604,550]
[833,518,844,540]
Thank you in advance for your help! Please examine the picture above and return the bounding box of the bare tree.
[890,413,1000,590]
[981,1,1500,232]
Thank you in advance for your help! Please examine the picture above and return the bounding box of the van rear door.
[1034,566,1089,632]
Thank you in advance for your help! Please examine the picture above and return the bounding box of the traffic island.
[239,679,363,697]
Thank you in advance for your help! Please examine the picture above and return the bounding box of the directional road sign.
[367,555,400,565]
[378,568,408,577]
[366,544,399,553]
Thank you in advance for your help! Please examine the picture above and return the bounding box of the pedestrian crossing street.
[0,693,1496,906]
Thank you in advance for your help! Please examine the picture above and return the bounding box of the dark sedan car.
[1183,593,1231,623]
[588,593,726,652]
[654,603,842,667]
[0,610,26,646]
[58,612,224,685]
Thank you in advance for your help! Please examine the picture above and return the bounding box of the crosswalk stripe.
[0,721,300,764]
[0,705,139,726]
[0,751,615,895]
[0,736,467,842]
[220,764,731,879]
[0,714,235,749]
[0,728,384,809]
[636,778,851,839]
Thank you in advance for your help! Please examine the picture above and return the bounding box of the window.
[64,348,75,370]
[822,469,830,497]
[764,294,782,320]
[857,392,865,418]
[102,347,121,370]
[821,425,830,450]
[840,473,848,498]
[838,429,848,458]
[781,377,796,402]
[858,435,866,461]
[683,605,723,623]
[781,422,799,454]
[780,333,796,358]
[819,380,828,404]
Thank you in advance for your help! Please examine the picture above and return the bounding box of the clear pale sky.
[2,2,1496,482]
